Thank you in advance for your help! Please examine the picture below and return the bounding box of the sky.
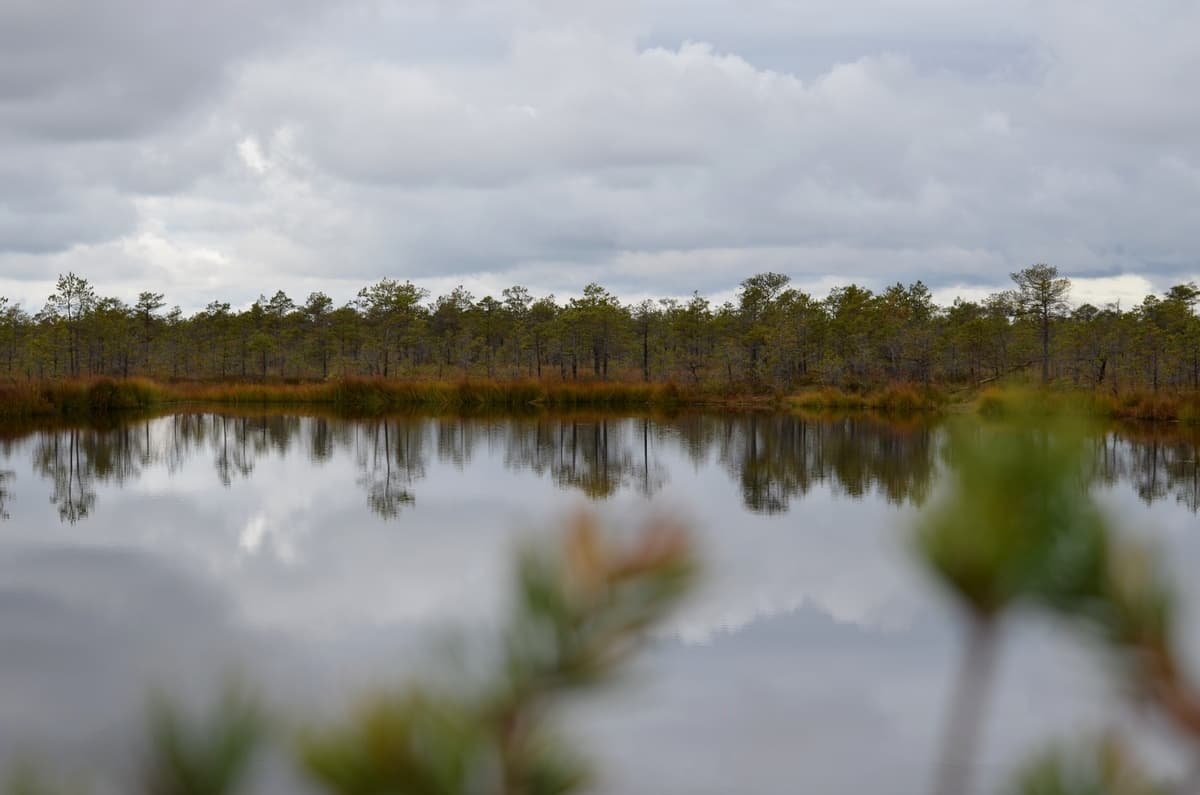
[1,0,1198,313]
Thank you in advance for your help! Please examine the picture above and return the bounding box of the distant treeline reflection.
[0,412,1196,523]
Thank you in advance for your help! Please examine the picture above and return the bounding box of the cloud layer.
[1,0,1197,311]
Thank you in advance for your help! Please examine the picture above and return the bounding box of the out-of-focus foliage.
[915,419,1110,620]
[504,514,695,688]
[299,514,696,795]
[1066,537,1200,741]
[915,403,1200,794]
[1012,736,1167,795]
[143,685,264,795]
[4,765,80,795]
[301,691,493,795]
[1072,540,1176,673]
[916,415,1117,795]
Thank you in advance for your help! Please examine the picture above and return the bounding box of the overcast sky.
[1,0,1198,313]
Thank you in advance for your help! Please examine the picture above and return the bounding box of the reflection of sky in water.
[0,414,1197,794]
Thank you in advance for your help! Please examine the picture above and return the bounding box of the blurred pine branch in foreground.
[917,411,1200,795]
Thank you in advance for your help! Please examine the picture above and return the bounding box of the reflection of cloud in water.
[669,488,925,643]
[237,510,301,565]
[0,545,278,778]
[0,413,1198,793]
[1,414,1196,642]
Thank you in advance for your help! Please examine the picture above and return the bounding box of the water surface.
[1,411,1198,794]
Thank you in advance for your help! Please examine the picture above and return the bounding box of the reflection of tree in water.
[0,469,13,520]
[633,417,669,497]
[500,418,557,479]
[436,417,485,469]
[19,414,305,521]
[553,420,630,498]
[33,429,100,523]
[123,412,427,518]
[497,413,939,508]
[163,413,207,474]
[11,412,1200,525]
[20,413,940,520]
[664,414,722,469]
[309,417,337,463]
[210,415,256,486]
[166,413,309,486]
[355,419,427,519]
[501,417,651,499]
[715,414,937,514]
[228,415,300,483]
[19,413,429,523]
[25,419,179,523]
[1094,429,1200,512]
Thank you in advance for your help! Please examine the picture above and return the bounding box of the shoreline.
[3,377,1200,426]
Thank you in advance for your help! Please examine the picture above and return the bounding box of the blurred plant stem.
[936,616,999,795]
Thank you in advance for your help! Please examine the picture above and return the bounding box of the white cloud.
[1070,274,1160,309]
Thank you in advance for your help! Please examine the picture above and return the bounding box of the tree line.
[2,265,1197,391]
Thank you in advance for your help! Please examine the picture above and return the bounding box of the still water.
[1,411,1198,794]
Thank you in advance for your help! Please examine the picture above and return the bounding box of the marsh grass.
[205,378,696,412]
[10,377,1200,428]
[974,386,1200,425]
[0,378,711,418]
[0,378,164,419]
[787,384,945,413]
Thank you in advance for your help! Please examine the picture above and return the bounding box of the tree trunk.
[1041,312,1050,384]
[642,326,650,382]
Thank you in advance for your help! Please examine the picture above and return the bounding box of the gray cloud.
[0,0,323,141]
[0,0,1197,309]
[0,0,325,263]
